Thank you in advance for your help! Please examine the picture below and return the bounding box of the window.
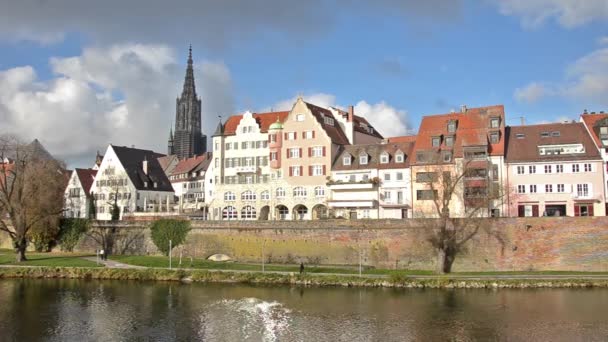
[380,152,389,164]
[572,164,580,173]
[383,191,391,201]
[432,136,441,147]
[311,146,324,157]
[311,165,324,176]
[544,165,552,173]
[270,152,278,161]
[518,204,539,217]
[395,153,404,163]
[270,134,277,143]
[396,172,403,181]
[556,164,563,173]
[584,163,592,172]
[442,151,452,162]
[293,187,307,197]
[447,120,456,133]
[529,165,536,174]
[260,191,270,200]
[276,188,286,198]
[288,148,301,159]
[291,166,301,176]
[304,130,314,139]
[241,190,257,201]
[445,136,454,147]
[241,141,248,149]
[557,184,565,193]
[222,206,237,220]
[296,114,305,122]
[314,186,325,197]
[490,132,499,144]
[233,142,239,149]
[529,184,537,193]
[416,190,437,200]
[343,155,351,166]
[545,184,553,193]
[287,132,296,140]
[241,206,257,219]
[224,192,236,201]
[517,166,525,174]
[324,116,334,125]
[541,132,550,138]
[416,172,437,182]
[490,117,500,128]
[214,142,219,151]
[359,153,368,165]
[384,173,391,181]
[516,133,525,139]
[551,131,560,137]
[575,204,594,216]
[577,184,589,197]
[517,185,526,193]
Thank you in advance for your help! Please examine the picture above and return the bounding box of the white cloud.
[494,0,608,28]
[0,44,235,167]
[269,93,411,138]
[514,82,551,103]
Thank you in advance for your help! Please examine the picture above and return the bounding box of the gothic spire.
[181,44,197,98]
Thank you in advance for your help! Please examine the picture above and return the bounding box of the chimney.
[143,157,148,175]
[520,116,525,125]
[583,109,588,114]
[460,105,467,113]
[347,105,354,122]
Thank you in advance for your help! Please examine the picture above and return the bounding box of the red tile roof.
[75,168,97,195]
[580,113,608,148]
[223,111,290,136]
[412,105,506,164]
[305,102,350,145]
[388,135,417,143]
[171,153,210,176]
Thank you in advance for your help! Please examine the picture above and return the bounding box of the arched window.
[261,190,270,200]
[293,187,307,198]
[277,205,289,220]
[222,206,237,220]
[276,188,286,198]
[241,205,257,219]
[224,192,236,201]
[314,186,325,197]
[241,190,257,201]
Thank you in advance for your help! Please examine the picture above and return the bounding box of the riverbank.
[2,266,608,288]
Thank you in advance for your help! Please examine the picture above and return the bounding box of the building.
[329,140,415,219]
[167,46,207,159]
[410,105,507,218]
[580,111,608,213]
[505,122,605,217]
[169,152,214,215]
[64,168,97,218]
[89,145,175,220]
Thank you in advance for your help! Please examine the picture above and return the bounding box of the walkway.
[81,257,146,269]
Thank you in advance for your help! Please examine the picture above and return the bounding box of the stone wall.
[66,217,608,272]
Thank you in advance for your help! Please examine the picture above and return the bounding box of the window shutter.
[309,166,313,176]
[574,205,580,216]
[300,166,303,176]
[322,146,326,156]
[284,133,288,140]
[286,149,290,159]
[299,148,302,157]
[312,130,316,138]
[308,147,312,157]
[289,167,293,177]
[532,205,539,217]
[323,165,326,175]
[589,205,594,217]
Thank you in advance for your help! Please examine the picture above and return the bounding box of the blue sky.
[0,0,607,167]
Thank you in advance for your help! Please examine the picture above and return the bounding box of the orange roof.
[580,113,608,148]
[412,105,506,164]
[171,153,210,176]
[388,135,417,143]
[223,111,290,135]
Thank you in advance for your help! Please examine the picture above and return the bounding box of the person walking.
[299,262,305,274]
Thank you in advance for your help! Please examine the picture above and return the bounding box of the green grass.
[110,255,433,276]
[452,271,608,276]
[0,249,102,268]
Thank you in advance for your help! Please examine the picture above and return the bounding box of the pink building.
[506,122,605,217]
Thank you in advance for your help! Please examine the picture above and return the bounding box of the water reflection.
[0,280,607,341]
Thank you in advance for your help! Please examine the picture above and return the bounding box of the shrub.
[150,219,191,256]
[58,218,90,252]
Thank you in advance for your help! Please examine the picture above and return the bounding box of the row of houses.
[63,98,608,220]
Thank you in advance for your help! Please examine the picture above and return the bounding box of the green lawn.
[0,249,102,268]
[110,255,434,276]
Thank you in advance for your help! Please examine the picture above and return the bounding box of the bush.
[150,219,191,256]
[58,218,90,252]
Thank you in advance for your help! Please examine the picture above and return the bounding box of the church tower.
[169,45,207,160]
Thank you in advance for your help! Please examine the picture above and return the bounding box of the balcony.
[236,166,257,174]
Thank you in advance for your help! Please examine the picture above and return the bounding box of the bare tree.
[414,157,508,273]
[0,135,66,262]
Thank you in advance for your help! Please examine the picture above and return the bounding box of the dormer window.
[445,135,454,147]
[324,116,334,126]
[432,136,441,147]
[447,120,456,133]
[153,182,158,188]
[490,117,500,128]
[551,131,560,137]
[490,131,500,144]
[143,181,148,188]
[395,152,404,163]
[343,154,351,166]
[380,152,389,164]
[359,153,368,165]
[516,133,525,139]
[540,132,550,138]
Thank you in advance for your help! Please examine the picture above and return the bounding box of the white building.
[63,168,97,218]
[169,152,214,215]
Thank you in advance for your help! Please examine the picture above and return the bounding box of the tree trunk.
[15,237,27,262]
[436,248,455,274]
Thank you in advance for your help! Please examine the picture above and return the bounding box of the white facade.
[63,171,90,218]
[379,167,412,219]
[329,169,379,219]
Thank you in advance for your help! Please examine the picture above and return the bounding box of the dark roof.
[111,145,174,192]
[212,121,224,137]
[332,142,415,171]
[26,139,55,161]
[505,122,601,162]
[305,102,350,145]
[75,168,97,195]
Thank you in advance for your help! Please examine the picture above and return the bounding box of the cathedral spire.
[181,44,196,98]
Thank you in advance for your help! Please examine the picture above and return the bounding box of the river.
[0,279,606,341]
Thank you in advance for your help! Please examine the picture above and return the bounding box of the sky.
[0,0,607,168]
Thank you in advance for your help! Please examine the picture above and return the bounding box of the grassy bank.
[0,249,101,268]
[1,267,608,288]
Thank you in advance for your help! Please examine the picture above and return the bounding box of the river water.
[0,279,607,341]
